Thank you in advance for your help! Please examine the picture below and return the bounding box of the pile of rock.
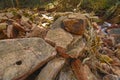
[0,13,120,80]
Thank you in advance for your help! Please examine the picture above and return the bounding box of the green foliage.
[0,0,119,15]
[0,0,54,9]
[81,0,118,12]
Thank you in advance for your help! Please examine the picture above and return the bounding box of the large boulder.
[0,38,56,80]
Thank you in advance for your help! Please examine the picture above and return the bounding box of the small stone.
[36,58,65,80]
[52,16,67,29]
[27,26,47,38]
[45,28,73,49]
[63,13,87,35]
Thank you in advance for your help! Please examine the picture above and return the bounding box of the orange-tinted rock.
[63,13,87,35]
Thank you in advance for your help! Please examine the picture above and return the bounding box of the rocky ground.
[0,8,120,80]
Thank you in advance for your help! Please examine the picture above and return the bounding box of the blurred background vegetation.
[0,0,119,11]
[0,0,120,20]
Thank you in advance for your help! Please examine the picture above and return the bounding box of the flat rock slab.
[0,38,56,80]
[36,58,65,80]
[45,28,73,49]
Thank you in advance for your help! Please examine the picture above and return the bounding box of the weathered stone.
[107,28,120,44]
[45,28,73,49]
[58,65,77,80]
[67,36,85,58]
[0,38,56,80]
[52,16,67,29]
[103,74,119,80]
[63,13,87,35]
[36,58,65,80]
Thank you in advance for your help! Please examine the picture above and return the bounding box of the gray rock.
[52,16,67,29]
[0,38,56,80]
[58,65,77,80]
[36,58,65,80]
[107,28,120,44]
[67,36,85,58]
[45,28,73,49]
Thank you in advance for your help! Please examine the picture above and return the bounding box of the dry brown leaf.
[12,22,26,32]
